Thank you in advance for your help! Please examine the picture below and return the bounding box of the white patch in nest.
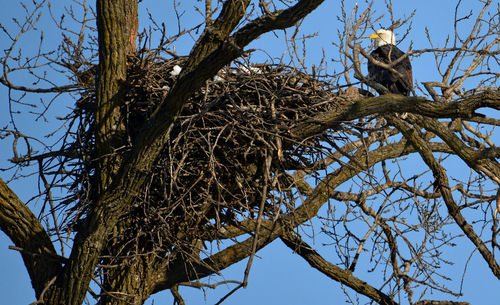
[170,65,182,76]
[213,75,224,82]
[240,65,262,74]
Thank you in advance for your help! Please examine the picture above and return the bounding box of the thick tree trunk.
[95,0,137,192]
[42,1,139,304]
[98,255,159,305]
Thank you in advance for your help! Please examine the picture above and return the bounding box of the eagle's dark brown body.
[368,44,413,96]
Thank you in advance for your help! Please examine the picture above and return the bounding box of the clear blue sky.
[1,1,498,304]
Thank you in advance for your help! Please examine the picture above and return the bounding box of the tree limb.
[292,90,500,139]
[0,178,61,298]
[280,230,398,305]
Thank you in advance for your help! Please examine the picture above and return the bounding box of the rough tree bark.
[0,1,498,305]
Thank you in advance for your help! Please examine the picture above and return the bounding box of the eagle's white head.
[369,29,396,47]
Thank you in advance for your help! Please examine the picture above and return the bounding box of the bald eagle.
[368,29,413,96]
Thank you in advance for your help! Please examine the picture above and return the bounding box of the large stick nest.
[71,53,350,258]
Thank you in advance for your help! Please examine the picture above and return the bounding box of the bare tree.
[0,1,499,305]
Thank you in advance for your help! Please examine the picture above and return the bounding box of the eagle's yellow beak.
[369,33,379,39]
